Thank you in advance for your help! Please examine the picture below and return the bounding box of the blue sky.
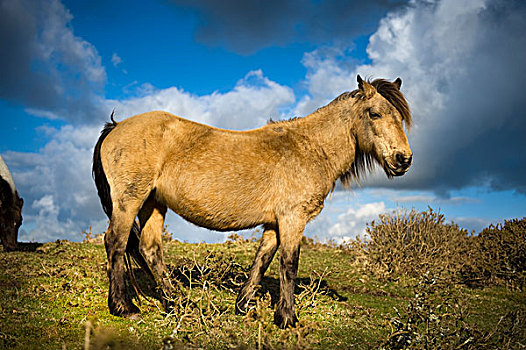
[1,0,525,243]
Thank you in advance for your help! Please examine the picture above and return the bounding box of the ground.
[0,237,524,349]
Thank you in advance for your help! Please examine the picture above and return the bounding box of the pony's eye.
[369,111,382,119]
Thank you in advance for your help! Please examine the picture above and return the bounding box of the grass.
[0,236,525,349]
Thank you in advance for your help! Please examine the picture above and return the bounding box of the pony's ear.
[394,77,402,90]
[357,74,376,99]
[357,74,364,86]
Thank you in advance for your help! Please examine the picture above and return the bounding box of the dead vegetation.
[475,218,526,291]
[381,272,526,349]
[356,208,526,291]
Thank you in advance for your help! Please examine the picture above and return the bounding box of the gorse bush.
[364,208,475,281]
[363,208,526,291]
[476,218,526,291]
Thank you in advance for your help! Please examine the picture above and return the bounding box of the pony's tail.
[92,111,118,219]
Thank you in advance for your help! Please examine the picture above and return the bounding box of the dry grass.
[380,271,526,349]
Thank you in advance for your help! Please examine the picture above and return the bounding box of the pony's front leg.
[236,226,279,314]
[274,215,306,329]
[105,203,142,319]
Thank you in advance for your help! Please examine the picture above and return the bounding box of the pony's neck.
[295,101,358,183]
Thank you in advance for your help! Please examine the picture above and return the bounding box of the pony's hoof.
[124,313,142,321]
[274,310,298,329]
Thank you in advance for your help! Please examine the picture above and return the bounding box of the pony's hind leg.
[105,199,144,319]
[137,196,172,312]
[235,226,279,314]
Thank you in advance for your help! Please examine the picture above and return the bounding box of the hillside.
[1,228,525,349]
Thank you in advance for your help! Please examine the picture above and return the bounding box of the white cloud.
[392,194,478,205]
[327,202,387,241]
[37,0,106,85]
[109,70,294,130]
[451,216,492,234]
[111,53,122,67]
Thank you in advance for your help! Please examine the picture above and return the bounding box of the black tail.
[92,113,118,219]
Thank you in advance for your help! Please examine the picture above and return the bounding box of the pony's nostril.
[395,152,404,165]
[395,152,412,169]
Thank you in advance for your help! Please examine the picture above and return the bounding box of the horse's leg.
[105,199,143,319]
[137,197,172,311]
[274,215,306,329]
[235,226,279,314]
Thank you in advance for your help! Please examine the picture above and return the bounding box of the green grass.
[0,238,524,349]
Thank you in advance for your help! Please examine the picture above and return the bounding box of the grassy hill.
[1,217,525,349]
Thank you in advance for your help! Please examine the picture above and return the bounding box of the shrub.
[362,208,526,290]
[475,218,526,291]
[364,208,475,281]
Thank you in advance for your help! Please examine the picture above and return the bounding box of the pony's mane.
[339,146,377,188]
[370,78,412,129]
[267,78,411,188]
[267,116,303,125]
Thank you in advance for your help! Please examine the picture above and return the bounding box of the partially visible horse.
[0,155,23,252]
[92,75,413,328]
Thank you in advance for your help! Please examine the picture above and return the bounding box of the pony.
[0,155,23,252]
[92,75,413,328]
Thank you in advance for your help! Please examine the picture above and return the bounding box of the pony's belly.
[159,191,272,231]
[174,205,268,231]
[177,210,262,231]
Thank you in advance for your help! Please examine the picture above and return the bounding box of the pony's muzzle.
[393,152,412,174]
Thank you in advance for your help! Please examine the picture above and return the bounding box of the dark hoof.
[274,310,298,329]
[109,300,140,318]
[3,244,17,252]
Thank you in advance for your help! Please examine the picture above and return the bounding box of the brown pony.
[92,75,412,328]
[0,155,23,252]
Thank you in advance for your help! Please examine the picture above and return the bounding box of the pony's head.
[341,75,413,184]
[0,188,23,252]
